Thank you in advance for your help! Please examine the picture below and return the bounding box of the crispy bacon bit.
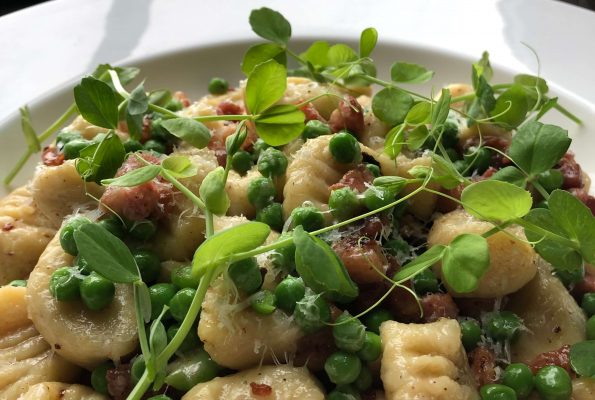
[332,236,388,284]
[174,90,191,108]
[2,223,14,232]
[557,152,583,189]
[468,346,497,387]
[294,328,336,371]
[455,298,498,319]
[250,382,273,397]
[216,101,243,116]
[301,103,326,122]
[385,282,423,322]
[106,364,132,400]
[329,165,375,193]
[100,152,174,221]
[421,293,459,322]
[530,345,572,374]
[41,146,64,167]
[329,95,365,136]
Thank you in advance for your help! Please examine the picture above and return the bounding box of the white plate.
[1,0,595,195]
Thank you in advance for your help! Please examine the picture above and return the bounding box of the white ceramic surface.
[1,0,594,195]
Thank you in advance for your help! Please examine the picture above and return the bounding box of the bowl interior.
[1,39,592,196]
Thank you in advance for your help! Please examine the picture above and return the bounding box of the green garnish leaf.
[492,84,528,128]
[391,62,434,84]
[254,104,305,146]
[508,121,570,178]
[327,44,358,66]
[393,245,446,282]
[148,89,172,107]
[359,27,378,58]
[514,74,549,94]
[192,222,271,275]
[162,155,198,178]
[373,176,408,194]
[472,51,493,84]
[199,167,230,216]
[372,87,413,126]
[249,7,291,45]
[76,132,126,183]
[534,97,558,121]
[461,180,532,222]
[431,88,451,129]
[294,226,358,303]
[489,166,527,187]
[406,125,429,151]
[409,154,465,189]
[242,43,287,75]
[73,76,119,129]
[19,106,40,152]
[442,233,490,293]
[405,101,431,125]
[161,118,211,149]
[570,341,595,377]
[127,82,149,116]
[384,124,405,159]
[101,164,161,187]
[74,223,140,283]
[301,41,331,68]
[136,280,152,323]
[149,319,168,357]
[245,59,287,114]
[92,64,139,86]
[126,112,143,141]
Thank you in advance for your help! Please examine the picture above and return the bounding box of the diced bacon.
[332,236,388,284]
[455,297,498,319]
[329,165,375,193]
[250,382,273,397]
[421,293,459,322]
[174,90,191,108]
[329,95,365,136]
[468,346,498,387]
[41,146,64,167]
[106,364,132,400]
[301,103,326,122]
[557,152,583,189]
[530,345,572,375]
[216,101,244,116]
[294,328,335,371]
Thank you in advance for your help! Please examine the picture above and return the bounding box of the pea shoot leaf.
[384,124,406,159]
[249,7,291,45]
[254,104,305,146]
[242,43,287,75]
[76,132,126,183]
[127,82,149,116]
[92,64,139,86]
[392,245,446,283]
[161,155,198,178]
[101,164,161,187]
[508,121,570,178]
[245,59,287,114]
[461,180,532,222]
[74,223,140,283]
[192,222,271,276]
[514,74,549,94]
[199,167,230,216]
[405,102,431,125]
[431,88,451,129]
[359,27,378,58]
[126,112,143,141]
[492,84,528,128]
[294,226,358,303]
[534,97,558,121]
[391,62,434,84]
[327,44,358,66]
[442,233,490,293]
[135,280,152,323]
[570,341,595,377]
[148,89,172,107]
[372,87,413,126]
[373,176,408,194]
[472,51,493,85]
[74,76,119,129]
[301,41,331,67]
[406,125,429,151]
[161,118,211,149]
[408,154,465,189]
[489,166,527,187]
[19,106,40,152]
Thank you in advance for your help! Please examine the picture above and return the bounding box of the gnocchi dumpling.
[19,382,107,400]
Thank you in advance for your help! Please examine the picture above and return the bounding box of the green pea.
[146,395,172,400]
[538,169,564,193]
[324,351,362,385]
[290,206,324,232]
[123,139,143,153]
[8,279,27,287]
[169,288,197,322]
[250,290,276,315]
[485,311,523,342]
[587,315,595,340]
[255,202,284,232]
[208,77,229,95]
[56,131,81,149]
[132,249,161,283]
[49,267,82,301]
[479,384,517,400]
[167,323,201,353]
[329,132,362,164]
[144,139,167,154]
[294,291,331,333]
[128,220,157,241]
[363,308,393,334]
[357,331,382,362]
[231,150,253,175]
[97,216,125,238]
[247,177,276,209]
[149,283,177,320]
[171,265,200,289]
[274,276,305,313]
[412,268,440,294]
[441,120,460,148]
[302,120,331,140]
[329,187,361,221]
[333,311,366,353]
[354,367,373,391]
[131,354,146,385]
[582,293,595,317]
[80,272,115,311]
[252,139,270,160]
[228,257,262,295]
[59,216,92,256]
[365,163,381,177]
[90,362,112,395]
[165,98,183,112]
[63,139,91,160]
[327,387,361,400]
[554,264,584,287]
[363,186,395,211]
[460,319,482,350]
[534,365,572,400]
[465,147,492,174]
[164,348,222,391]
[257,147,288,178]
[503,363,534,398]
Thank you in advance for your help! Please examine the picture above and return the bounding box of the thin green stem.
[554,103,582,124]
[133,281,153,378]
[514,218,580,250]
[193,114,255,122]
[126,369,151,400]
[286,48,308,67]
[205,211,214,238]
[358,75,432,101]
